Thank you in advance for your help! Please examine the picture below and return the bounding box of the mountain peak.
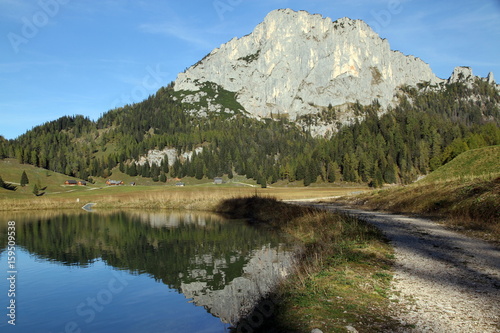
[174,9,441,123]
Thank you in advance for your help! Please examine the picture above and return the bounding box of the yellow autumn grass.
[0,185,368,211]
[340,176,500,240]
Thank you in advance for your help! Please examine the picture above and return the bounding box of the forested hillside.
[1,78,498,187]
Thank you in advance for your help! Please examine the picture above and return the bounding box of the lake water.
[0,210,294,333]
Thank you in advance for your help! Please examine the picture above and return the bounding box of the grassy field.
[421,145,500,183]
[0,158,368,211]
[0,158,84,197]
[217,196,402,332]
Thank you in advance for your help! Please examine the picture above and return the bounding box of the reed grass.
[0,186,367,211]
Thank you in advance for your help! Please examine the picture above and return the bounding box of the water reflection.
[182,245,294,323]
[0,210,294,326]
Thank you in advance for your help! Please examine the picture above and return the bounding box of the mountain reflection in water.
[0,210,295,327]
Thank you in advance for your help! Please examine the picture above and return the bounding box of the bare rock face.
[174,9,441,120]
[448,66,474,84]
[487,72,495,85]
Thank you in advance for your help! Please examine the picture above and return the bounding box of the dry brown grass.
[0,185,367,211]
[342,177,500,241]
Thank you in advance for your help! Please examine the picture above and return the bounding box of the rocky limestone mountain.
[174,8,443,122]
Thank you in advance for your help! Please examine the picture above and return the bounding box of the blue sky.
[1,0,499,140]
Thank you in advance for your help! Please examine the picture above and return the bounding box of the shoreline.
[216,195,403,332]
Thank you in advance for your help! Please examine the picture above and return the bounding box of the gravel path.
[303,203,500,332]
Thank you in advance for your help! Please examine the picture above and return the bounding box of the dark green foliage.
[0,136,7,159]
[159,173,167,183]
[127,163,138,177]
[141,163,150,178]
[238,50,261,64]
[20,170,29,187]
[326,161,337,183]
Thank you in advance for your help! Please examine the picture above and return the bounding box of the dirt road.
[303,203,500,332]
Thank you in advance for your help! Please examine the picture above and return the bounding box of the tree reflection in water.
[0,210,295,324]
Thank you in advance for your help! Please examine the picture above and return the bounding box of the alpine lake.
[0,209,295,333]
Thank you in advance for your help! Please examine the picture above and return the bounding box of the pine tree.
[195,159,204,180]
[161,157,169,173]
[141,163,151,178]
[33,184,39,196]
[172,159,182,178]
[295,161,305,181]
[151,162,160,178]
[159,173,167,183]
[373,163,384,188]
[127,163,138,176]
[327,161,336,183]
[20,171,29,187]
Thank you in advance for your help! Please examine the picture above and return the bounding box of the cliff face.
[174,9,442,120]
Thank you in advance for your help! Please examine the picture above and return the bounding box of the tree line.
[0,79,498,187]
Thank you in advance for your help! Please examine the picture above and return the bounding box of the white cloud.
[139,21,214,49]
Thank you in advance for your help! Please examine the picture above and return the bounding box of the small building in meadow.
[106,180,124,186]
[65,180,87,186]
[175,182,185,187]
[214,177,223,185]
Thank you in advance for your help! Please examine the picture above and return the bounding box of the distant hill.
[0,158,86,197]
[420,146,500,183]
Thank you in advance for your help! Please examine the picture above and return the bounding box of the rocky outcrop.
[136,146,203,167]
[487,72,495,85]
[448,66,474,84]
[174,9,442,120]
[448,66,498,90]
